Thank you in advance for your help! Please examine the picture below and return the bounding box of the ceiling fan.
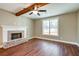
[29,5,47,16]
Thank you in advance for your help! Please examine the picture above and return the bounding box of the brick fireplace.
[0,25,27,48]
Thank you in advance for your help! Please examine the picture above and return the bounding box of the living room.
[0,3,79,56]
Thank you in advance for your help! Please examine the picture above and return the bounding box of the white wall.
[59,13,77,42]
[0,10,32,26]
[0,10,34,46]
[77,11,79,44]
[34,12,77,43]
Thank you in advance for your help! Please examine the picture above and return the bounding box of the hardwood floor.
[0,38,79,56]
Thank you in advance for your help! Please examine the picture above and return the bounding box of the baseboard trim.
[35,36,79,47]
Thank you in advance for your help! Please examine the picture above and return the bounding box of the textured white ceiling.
[0,3,79,19]
[0,3,32,13]
[24,3,79,19]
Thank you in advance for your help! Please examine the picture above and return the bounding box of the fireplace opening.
[11,33,22,40]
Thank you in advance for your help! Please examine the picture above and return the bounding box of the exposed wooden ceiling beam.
[15,3,48,16]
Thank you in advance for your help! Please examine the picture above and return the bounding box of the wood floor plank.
[0,38,79,56]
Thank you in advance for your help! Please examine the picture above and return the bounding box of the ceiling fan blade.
[37,13,40,16]
[38,10,46,12]
[29,12,33,15]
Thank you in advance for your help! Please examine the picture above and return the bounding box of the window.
[42,20,49,35]
[42,18,59,36]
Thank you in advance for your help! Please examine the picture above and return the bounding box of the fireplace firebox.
[11,33,22,40]
[8,31,24,41]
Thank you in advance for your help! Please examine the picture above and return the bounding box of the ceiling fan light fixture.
[29,4,47,16]
[32,10,38,14]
